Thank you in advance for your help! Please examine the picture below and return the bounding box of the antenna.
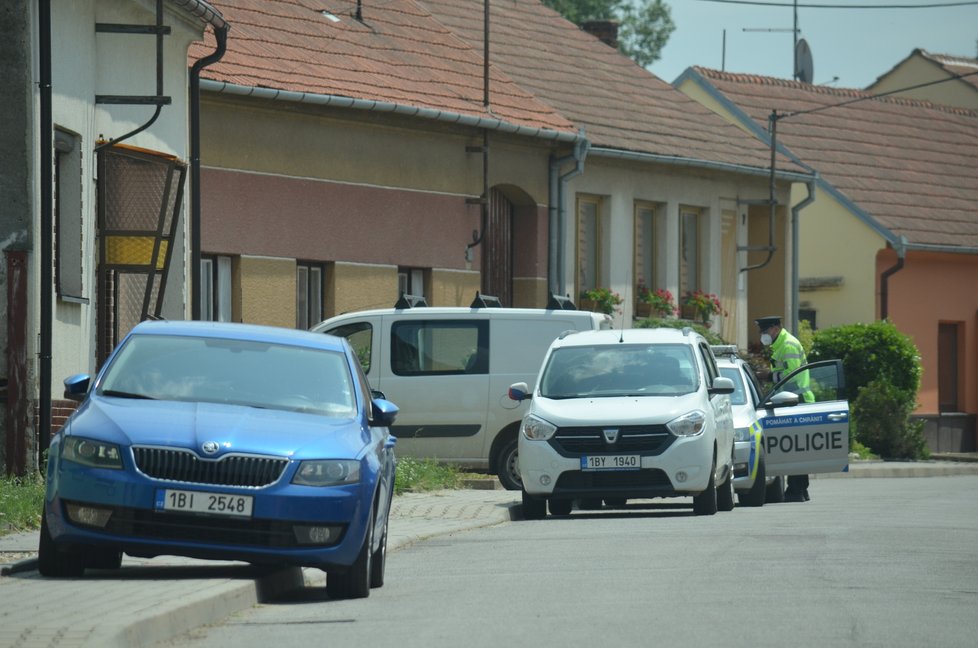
[795,38,814,84]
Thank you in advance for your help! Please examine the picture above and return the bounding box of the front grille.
[132,447,288,488]
[550,425,674,457]
[98,506,345,548]
[554,469,672,493]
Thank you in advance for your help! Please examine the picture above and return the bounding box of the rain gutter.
[549,135,589,296]
[588,146,815,183]
[198,80,581,143]
[789,179,816,334]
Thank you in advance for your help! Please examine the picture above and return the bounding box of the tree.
[543,0,675,68]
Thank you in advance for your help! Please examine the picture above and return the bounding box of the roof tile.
[693,67,978,249]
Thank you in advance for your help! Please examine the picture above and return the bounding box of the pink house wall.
[878,248,978,416]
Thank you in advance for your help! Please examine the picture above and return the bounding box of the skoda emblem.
[602,428,619,444]
[201,441,220,455]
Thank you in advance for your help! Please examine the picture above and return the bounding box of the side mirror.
[763,391,800,409]
[63,374,91,402]
[508,382,530,402]
[370,398,399,427]
[709,376,735,395]
[371,389,387,401]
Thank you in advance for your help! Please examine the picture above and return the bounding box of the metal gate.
[96,146,185,366]
[483,187,514,306]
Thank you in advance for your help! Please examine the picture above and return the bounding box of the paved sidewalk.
[0,489,520,648]
[3,460,978,648]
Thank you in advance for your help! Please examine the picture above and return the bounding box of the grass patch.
[394,457,463,495]
[850,440,880,461]
[0,472,45,535]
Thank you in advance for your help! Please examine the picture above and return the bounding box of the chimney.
[581,20,619,49]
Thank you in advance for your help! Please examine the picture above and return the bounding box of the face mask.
[760,333,773,346]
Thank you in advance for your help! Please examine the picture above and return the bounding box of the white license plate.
[156,489,253,518]
[580,455,640,471]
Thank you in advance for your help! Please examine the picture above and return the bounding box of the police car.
[711,344,850,505]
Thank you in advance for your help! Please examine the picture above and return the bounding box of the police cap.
[755,315,782,331]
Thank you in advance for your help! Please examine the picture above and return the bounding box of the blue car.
[40,320,398,599]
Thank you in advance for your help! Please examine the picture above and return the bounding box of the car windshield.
[97,334,357,417]
[539,343,696,398]
[718,366,748,406]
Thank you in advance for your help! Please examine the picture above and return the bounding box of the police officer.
[756,315,814,502]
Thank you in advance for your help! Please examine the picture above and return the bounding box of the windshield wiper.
[101,389,155,400]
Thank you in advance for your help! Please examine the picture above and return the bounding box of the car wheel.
[327,507,373,600]
[521,490,546,520]
[717,467,735,512]
[578,498,603,510]
[739,457,767,507]
[369,510,388,589]
[766,475,785,504]
[693,458,718,516]
[38,508,85,578]
[548,498,572,516]
[495,436,522,491]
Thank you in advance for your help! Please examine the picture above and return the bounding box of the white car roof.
[549,327,702,349]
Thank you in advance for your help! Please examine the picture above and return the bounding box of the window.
[200,255,232,322]
[327,321,373,374]
[390,320,488,376]
[634,202,657,307]
[54,128,85,301]
[397,267,427,301]
[680,209,700,297]
[577,196,601,295]
[297,262,324,329]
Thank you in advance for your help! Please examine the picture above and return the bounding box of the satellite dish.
[795,38,814,84]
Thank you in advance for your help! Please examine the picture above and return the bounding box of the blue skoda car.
[40,320,398,599]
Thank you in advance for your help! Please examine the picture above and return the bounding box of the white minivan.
[312,295,612,489]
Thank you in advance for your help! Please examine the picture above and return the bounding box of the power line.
[694,0,978,7]
[779,68,978,119]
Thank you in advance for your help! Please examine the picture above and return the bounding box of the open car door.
[757,360,850,476]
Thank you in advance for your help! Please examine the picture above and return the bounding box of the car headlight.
[667,410,706,437]
[734,427,751,442]
[293,460,361,486]
[62,437,123,469]
[521,415,557,441]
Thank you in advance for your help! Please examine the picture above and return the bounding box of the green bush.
[852,379,929,460]
[809,320,921,402]
[810,320,927,459]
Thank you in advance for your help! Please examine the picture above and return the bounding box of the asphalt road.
[155,476,978,648]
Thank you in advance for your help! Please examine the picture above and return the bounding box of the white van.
[312,294,612,489]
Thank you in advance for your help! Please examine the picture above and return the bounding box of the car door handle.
[828,413,847,421]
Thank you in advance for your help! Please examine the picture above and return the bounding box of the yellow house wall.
[236,256,296,327]
[430,269,482,307]
[867,57,978,109]
[200,96,552,203]
[329,263,398,315]
[795,185,882,328]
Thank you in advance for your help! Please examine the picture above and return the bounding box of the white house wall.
[564,157,780,346]
[44,0,204,389]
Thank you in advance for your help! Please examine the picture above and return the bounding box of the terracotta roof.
[418,0,801,173]
[690,68,978,250]
[192,0,574,135]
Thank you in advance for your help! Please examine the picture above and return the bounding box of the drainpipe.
[880,235,907,321]
[189,24,228,319]
[740,112,780,273]
[789,178,816,334]
[38,0,53,464]
[548,134,589,296]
